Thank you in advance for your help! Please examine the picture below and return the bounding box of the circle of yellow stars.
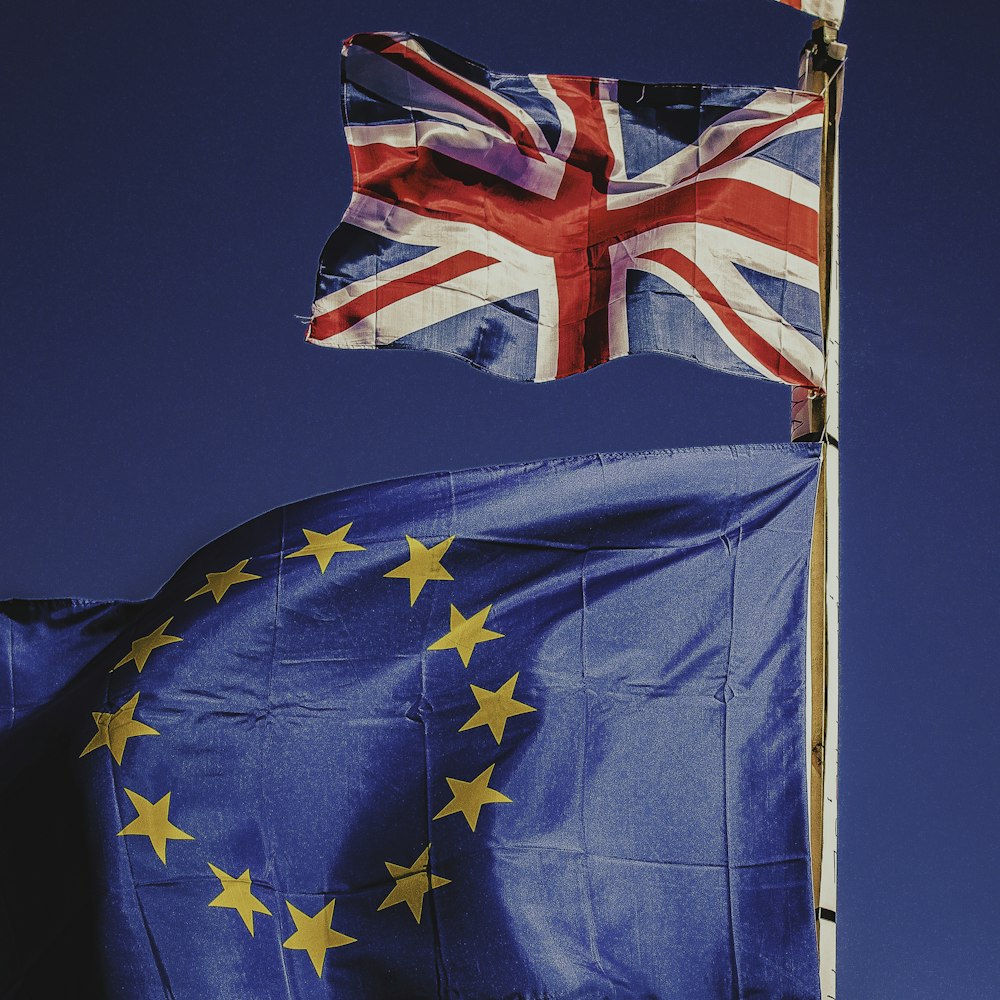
[78,519,539,978]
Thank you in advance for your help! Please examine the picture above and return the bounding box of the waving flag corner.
[776,0,845,28]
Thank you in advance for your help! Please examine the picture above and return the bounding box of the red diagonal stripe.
[309,250,500,341]
[637,248,818,387]
[682,96,824,183]
[349,34,545,162]
[678,177,819,265]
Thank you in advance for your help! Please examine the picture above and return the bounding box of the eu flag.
[1,444,821,999]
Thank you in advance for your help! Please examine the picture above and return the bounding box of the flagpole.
[793,19,845,1000]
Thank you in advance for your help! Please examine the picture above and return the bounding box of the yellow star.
[287,523,365,573]
[376,845,450,923]
[80,692,159,765]
[459,672,537,744]
[384,535,455,605]
[186,559,261,603]
[427,604,503,667]
[208,863,273,935]
[117,788,194,863]
[283,899,356,977]
[112,619,182,674]
[433,763,512,832]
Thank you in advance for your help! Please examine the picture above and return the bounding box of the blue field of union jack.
[308,32,827,388]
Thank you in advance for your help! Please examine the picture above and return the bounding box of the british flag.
[308,32,826,388]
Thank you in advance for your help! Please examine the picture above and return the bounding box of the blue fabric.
[614,83,767,179]
[0,444,821,999]
[624,269,764,379]
[389,291,540,382]
[735,265,824,352]
[315,223,437,300]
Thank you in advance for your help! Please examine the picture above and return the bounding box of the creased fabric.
[1,444,821,999]
[308,32,827,388]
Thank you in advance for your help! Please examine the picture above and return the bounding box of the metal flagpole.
[792,19,845,1000]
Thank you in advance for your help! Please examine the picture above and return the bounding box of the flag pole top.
[804,20,848,74]
[791,18,846,443]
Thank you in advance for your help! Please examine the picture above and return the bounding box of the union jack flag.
[776,0,844,26]
[308,33,826,388]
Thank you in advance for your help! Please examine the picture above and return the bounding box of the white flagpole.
[793,20,845,1000]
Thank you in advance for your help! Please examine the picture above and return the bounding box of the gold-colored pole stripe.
[807,456,827,900]
[793,20,846,1000]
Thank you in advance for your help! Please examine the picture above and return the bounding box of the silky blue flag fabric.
[1,444,821,999]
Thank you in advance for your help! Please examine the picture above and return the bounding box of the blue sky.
[2,1,997,994]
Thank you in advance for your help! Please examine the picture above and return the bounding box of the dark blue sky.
[2,1,997,995]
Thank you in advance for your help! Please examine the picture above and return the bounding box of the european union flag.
[1,444,821,999]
